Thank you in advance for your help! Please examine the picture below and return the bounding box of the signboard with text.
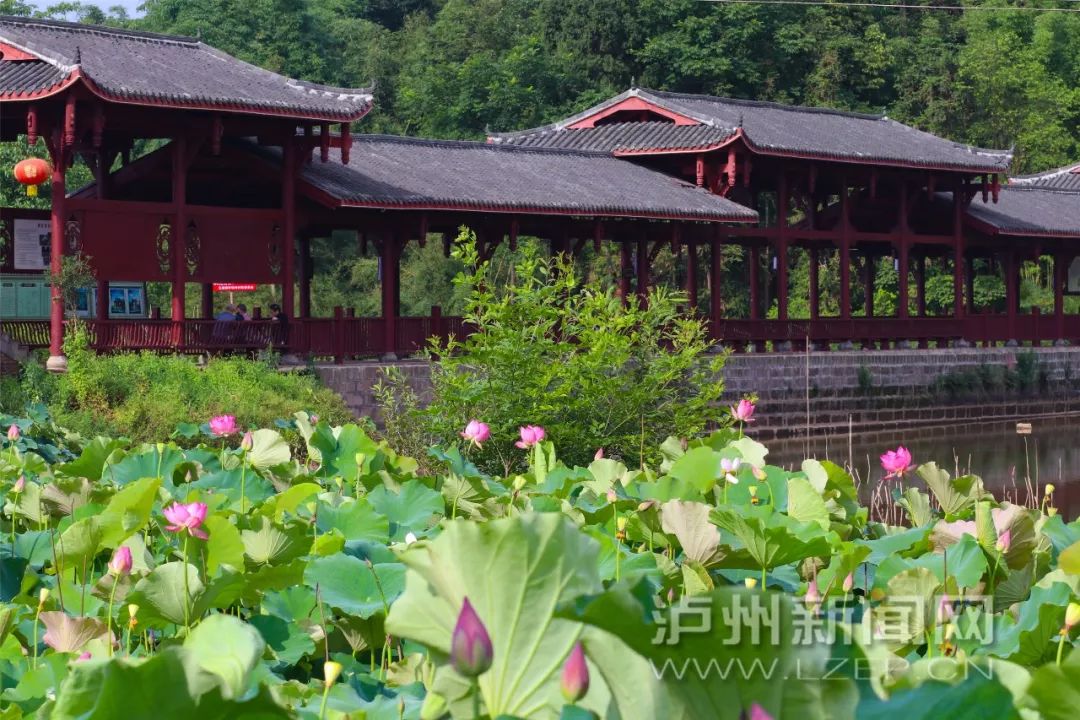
[212,283,258,292]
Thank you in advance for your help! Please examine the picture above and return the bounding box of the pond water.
[768,416,1080,521]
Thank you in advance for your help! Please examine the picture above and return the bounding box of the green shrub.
[3,324,351,441]
[406,230,726,471]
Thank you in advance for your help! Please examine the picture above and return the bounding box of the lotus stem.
[106,580,118,657]
[182,534,191,632]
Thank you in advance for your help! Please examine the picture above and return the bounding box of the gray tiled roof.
[0,58,66,96]
[494,121,736,154]
[1010,163,1080,192]
[0,16,371,120]
[493,88,1012,173]
[965,188,1080,237]
[291,135,758,222]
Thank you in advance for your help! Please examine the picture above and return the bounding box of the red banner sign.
[212,283,257,292]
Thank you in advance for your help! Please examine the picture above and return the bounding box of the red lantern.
[13,157,50,197]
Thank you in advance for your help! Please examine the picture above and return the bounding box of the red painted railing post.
[333,305,344,364]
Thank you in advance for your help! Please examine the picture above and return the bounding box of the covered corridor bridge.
[2,16,1078,365]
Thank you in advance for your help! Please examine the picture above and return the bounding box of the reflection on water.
[769,416,1080,521]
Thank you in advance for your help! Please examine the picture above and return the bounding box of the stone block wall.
[315,347,1080,438]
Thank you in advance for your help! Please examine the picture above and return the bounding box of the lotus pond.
[0,409,1078,720]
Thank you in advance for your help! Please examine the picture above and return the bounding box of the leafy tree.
[417,229,726,472]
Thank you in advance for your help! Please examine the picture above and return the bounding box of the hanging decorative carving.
[185,220,201,276]
[268,223,282,276]
[64,215,81,253]
[156,220,172,274]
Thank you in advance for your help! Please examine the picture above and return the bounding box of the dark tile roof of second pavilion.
[293,135,759,222]
[492,88,1012,173]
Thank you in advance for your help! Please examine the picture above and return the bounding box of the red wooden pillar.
[46,141,67,371]
[1005,250,1018,341]
[965,257,976,315]
[916,255,927,317]
[381,232,400,357]
[299,234,312,319]
[897,241,910,320]
[776,174,789,321]
[171,137,187,348]
[685,240,698,312]
[617,240,631,303]
[709,232,723,337]
[839,180,851,320]
[1054,253,1066,342]
[952,193,964,320]
[635,234,649,306]
[281,139,297,320]
[201,283,213,319]
[809,248,820,320]
[863,254,875,318]
[749,244,761,320]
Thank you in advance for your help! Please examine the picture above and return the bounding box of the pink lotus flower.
[12,476,25,494]
[721,457,742,484]
[731,399,756,423]
[450,597,493,678]
[515,425,545,449]
[880,446,913,479]
[460,420,491,448]
[842,572,854,593]
[108,546,133,576]
[560,641,590,703]
[996,529,1012,553]
[162,502,208,540]
[748,703,773,720]
[240,431,254,452]
[77,652,92,662]
[937,594,954,624]
[594,448,604,460]
[804,577,822,608]
[208,415,237,437]
[6,424,20,442]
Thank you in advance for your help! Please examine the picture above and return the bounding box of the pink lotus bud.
[460,420,491,448]
[752,465,767,481]
[12,476,25,494]
[108,546,133,576]
[77,652,92,662]
[450,597,492,678]
[594,448,604,460]
[606,488,618,504]
[804,578,822,608]
[879,446,912,479]
[208,415,237,437]
[514,425,546,449]
[560,641,590,703]
[996,529,1012,553]
[6,424,19,442]
[1065,602,1080,630]
[731,399,756,423]
[937,594,954,624]
[240,431,254,452]
[842,572,854,593]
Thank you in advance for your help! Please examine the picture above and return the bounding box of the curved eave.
[0,66,77,100]
[964,215,1080,240]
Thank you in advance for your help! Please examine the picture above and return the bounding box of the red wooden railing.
[5,309,1078,360]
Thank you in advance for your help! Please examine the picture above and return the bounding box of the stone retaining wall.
[315,347,1080,437]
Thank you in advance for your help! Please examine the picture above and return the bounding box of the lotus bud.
[560,641,590,703]
[108,546,133,577]
[12,476,25,494]
[355,452,366,470]
[6,424,19,442]
[77,652,92,661]
[995,529,1012,553]
[450,597,493,678]
[744,577,758,589]
[404,532,418,545]
[594,448,604,460]
[324,660,343,688]
[637,500,659,512]
[749,703,773,720]
[842,572,854,593]
[1066,602,1080,631]
[1044,483,1055,495]
[605,488,618,504]
[128,604,139,628]
[512,475,527,492]
[37,587,49,609]
[240,431,254,452]
[803,578,821,609]
[1048,507,1058,517]
[752,465,767,481]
